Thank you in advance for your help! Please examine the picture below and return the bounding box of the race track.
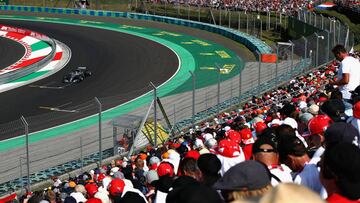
[0,20,178,140]
[0,36,24,68]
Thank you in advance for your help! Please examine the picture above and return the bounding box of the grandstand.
[0,0,360,202]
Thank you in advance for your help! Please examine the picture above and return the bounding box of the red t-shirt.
[327,193,360,203]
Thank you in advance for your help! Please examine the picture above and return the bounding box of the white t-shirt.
[269,164,293,186]
[337,56,360,99]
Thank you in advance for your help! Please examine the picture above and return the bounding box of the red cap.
[85,184,98,198]
[150,163,158,170]
[239,128,254,145]
[254,122,267,134]
[184,150,200,160]
[308,115,332,135]
[157,162,174,177]
[97,173,105,182]
[353,101,360,119]
[264,116,272,123]
[227,130,241,144]
[86,198,102,203]
[217,139,241,158]
[319,97,328,103]
[108,179,125,196]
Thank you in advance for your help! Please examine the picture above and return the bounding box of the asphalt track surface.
[0,19,178,140]
[0,36,25,69]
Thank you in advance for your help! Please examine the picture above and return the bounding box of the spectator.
[213,160,272,202]
[252,137,293,186]
[277,135,324,195]
[347,100,360,135]
[306,115,332,157]
[329,45,360,104]
[320,143,360,203]
[320,99,347,122]
[197,153,222,187]
[260,183,326,203]
[324,122,360,149]
[216,139,245,176]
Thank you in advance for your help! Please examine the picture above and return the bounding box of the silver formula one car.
[63,67,92,83]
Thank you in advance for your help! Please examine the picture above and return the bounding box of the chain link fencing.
[0,1,348,196]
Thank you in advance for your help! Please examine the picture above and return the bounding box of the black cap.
[213,160,271,191]
[197,153,221,176]
[350,85,360,99]
[320,99,347,122]
[277,136,307,162]
[324,122,360,149]
[280,103,296,117]
[166,184,222,203]
[252,137,278,154]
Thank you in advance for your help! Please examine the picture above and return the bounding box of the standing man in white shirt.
[330,45,360,104]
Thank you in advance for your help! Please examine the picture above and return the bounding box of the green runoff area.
[0,14,244,151]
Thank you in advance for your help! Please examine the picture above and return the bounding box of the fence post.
[289,40,294,73]
[302,36,307,59]
[80,137,83,172]
[314,13,317,27]
[94,97,102,166]
[275,45,279,84]
[149,82,157,147]
[337,21,341,44]
[325,30,330,61]
[267,11,270,30]
[219,9,222,26]
[255,51,261,96]
[189,71,196,129]
[215,64,221,115]
[245,13,249,33]
[314,32,324,67]
[279,12,282,25]
[113,124,118,156]
[321,14,324,29]
[20,116,30,192]
[228,11,231,28]
[19,157,23,194]
[238,12,241,31]
[238,57,242,104]
[188,4,190,20]
[198,4,200,22]
[260,17,263,39]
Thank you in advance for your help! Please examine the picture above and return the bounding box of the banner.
[0,0,8,5]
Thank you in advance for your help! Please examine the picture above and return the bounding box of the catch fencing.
[0,2,352,196]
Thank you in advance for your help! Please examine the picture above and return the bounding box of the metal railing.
[0,3,344,196]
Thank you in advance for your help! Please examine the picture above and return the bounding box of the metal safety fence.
[0,2,348,196]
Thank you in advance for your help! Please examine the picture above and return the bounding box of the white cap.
[202,133,213,141]
[268,119,283,127]
[194,139,204,149]
[224,126,231,132]
[70,192,87,203]
[283,117,298,129]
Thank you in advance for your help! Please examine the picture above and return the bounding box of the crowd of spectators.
[153,0,315,14]
[6,47,360,203]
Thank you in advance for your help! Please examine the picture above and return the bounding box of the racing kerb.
[0,24,56,84]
